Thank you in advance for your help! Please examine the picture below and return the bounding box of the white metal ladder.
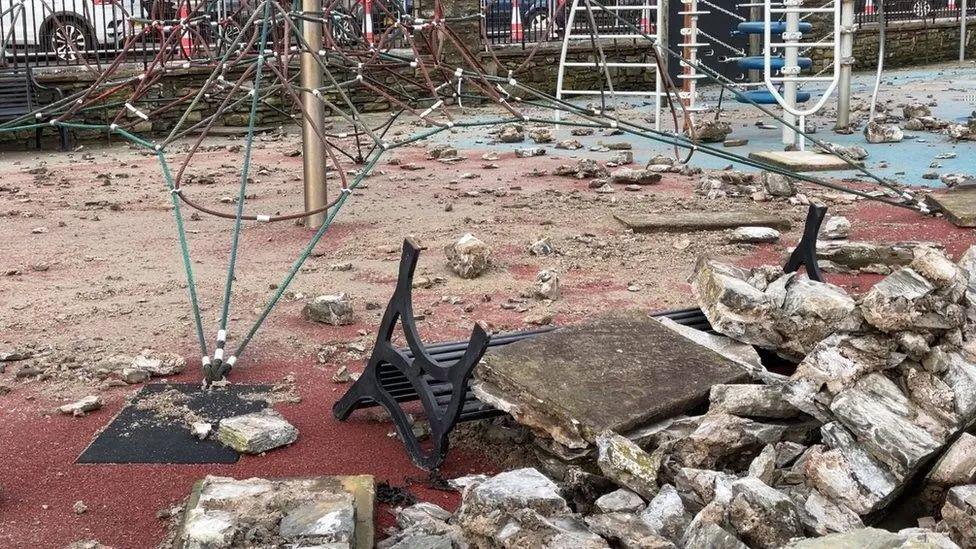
[762,0,841,149]
[676,0,712,118]
[554,0,666,128]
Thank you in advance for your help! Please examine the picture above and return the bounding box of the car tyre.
[45,17,95,61]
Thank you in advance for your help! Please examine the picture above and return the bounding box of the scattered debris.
[304,293,355,326]
[445,234,491,279]
[58,395,103,417]
[216,409,299,454]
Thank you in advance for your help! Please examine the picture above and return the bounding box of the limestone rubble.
[389,244,976,549]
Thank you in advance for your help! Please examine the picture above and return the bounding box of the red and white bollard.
[864,0,875,15]
[948,0,957,12]
[179,0,193,59]
[364,0,375,46]
[640,6,652,34]
[511,0,523,41]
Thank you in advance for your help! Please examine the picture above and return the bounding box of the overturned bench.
[334,205,826,470]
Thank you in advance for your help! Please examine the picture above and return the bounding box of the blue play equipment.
[736,21,813,35]
[737,56,813,71]
[736,90,811,105]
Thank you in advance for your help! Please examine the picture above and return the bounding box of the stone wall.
[808,16,976,71]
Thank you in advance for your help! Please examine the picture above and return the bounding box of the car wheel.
[527,11,552,38]
[47,18,92,61]
[912,0,932,17]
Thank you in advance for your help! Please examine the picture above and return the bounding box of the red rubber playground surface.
[1,192,974,548]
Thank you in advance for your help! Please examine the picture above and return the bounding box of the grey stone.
[515,146,546,158]
[864,121,904,143]
[58,395,102,416]
[803,422,901,515]
[693,119,733,143]
[575,158,610,179]
[529,238,555,256]
[609,150,634,165]
[388,534,453,549]
[121,367,150,384]
[455,468,571,542]
[905,104,933,119]
[445,234,490,279]
[131,349,187,376]
[821,216,851,240]
[693,259,854,359]
[815,240,943,272]
[656,318,767,379]
[727,477,804,549]
[596,431,660,499]
[920,433,976,514]
[671,412,796,471]
[304,294,354,326]
[673,467,738,511]
[799,490,864,536]
[942,484,976,548]
[747,445,777,484]
[710,385,799,419]
[555,139,583,150]
[610,168,662,186]
[594,488,645,514]
[761,172,798,197]
[729,226,781,244]
[680,505,747,549]
[395,502,453,530]
[639,484,691,544]
[279,497,356,543]
[529,127,554,143]
[533,269,560,300]
[783,527,959,548]
[497,123,524,143]
[584,512,675,549]
[217,409,299,454]
[829,372,945,477]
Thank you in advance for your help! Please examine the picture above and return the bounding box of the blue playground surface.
[434,63,975,188]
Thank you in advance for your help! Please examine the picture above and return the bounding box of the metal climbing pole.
[302,0,328,229]
[555,0,666,128]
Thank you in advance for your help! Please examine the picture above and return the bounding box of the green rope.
[217,0,274,343]
[157,150,210,359]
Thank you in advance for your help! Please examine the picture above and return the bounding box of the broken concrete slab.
[814,240,945,274]
[216,409,298,454]
[749,150,862,172]
[927,186,976,228]
[615,211,791,234]
[177,475,374,548]
[941,484,976,548]
[474,311,750,448]
[783,527,957,548]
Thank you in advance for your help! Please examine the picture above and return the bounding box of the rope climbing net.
[0,0,930,385]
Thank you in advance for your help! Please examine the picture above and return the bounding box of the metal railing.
[481,0,657,47]
[855,0,976,26]
[0,0,415,69]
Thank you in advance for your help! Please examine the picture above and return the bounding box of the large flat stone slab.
[176,475,374,549]
[473,312,751,448]
[614,211,791,234]
[926,186,976,227]
[749,150,861,172]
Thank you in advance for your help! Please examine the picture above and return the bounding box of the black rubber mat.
[77,383,270,464]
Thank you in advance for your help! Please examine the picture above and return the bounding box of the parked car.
[0,0,146,60]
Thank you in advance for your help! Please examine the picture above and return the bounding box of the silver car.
[1,0,146,60]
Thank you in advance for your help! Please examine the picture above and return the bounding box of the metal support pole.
[301,0,327,229]
[782,2,799,147]
[962,0,969,61]
[749,6,762,82]
[836,0,855,129]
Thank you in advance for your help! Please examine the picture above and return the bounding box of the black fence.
[855,0,976,25]
[1,0,971,70]
[481,0,660,47]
